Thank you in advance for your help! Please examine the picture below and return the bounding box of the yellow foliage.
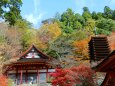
[38,22,62,49]
[75,58,83,61]
[38,22,61,42]
[73,38,90,59]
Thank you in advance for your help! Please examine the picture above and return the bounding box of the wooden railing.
[12,81,52,86]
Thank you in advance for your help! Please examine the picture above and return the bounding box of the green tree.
[83,7,90,12]
[74,13,85,26]
[112,10,115,20]
[96,28,111,35]
[73,21,82,30]
[42,18,57,24]
[85,19,95,33]
[82,7,92,20]
[96,18,115,35]
[92,11,98,20]
[13,19,34,50]
[54,12,61,21]
[21,29,39,50]
[103,6,113,19]
[60,8,75,33]
[0,0,22,25]
[96,12,103,19]
[15,19,32,29]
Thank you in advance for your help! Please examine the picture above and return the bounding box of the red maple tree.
[50,65,95,86]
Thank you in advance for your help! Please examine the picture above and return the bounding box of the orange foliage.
[73,38,90,60]
[108,32,115,50]
[0,75,7,86]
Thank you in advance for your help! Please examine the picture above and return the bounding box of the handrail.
[11,79,51,86]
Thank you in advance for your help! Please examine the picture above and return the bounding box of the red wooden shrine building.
[96,50,115,86]
[89,37,115,86]
[3,45,57,85]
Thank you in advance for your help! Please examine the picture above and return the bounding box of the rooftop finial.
[94,27,97,36]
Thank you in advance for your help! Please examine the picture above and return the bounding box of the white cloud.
[24,13,43,27]
[34,0,40,14]
[24,0,45,28]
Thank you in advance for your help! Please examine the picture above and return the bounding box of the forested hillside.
[0,1,115,69]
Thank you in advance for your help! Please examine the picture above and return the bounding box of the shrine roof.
[18,44,52,60]
[17,58,50,63]
[95,50,115,72]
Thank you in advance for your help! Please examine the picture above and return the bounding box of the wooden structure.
[3,45,57,85]
[95,50,115,86]
[89,37,110,61]
[89,36,115,86]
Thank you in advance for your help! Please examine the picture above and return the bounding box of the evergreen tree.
[0,0,22,25]
[103,6,113,19]
[82,7,92,20]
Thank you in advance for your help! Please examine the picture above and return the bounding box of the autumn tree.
[38,22,61,49]
[50,65,95,86]
[0,23,22,60]
[0,19,33,63]
[46,34,76,68]
[46,31,90,68]
[73,38,90,60]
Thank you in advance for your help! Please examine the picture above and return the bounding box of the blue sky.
[21,0,115,28]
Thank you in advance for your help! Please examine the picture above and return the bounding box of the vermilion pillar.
[20,67,23,85]
[37,69,39,84]
[16,69,18,85]
[25,70,28,84]
[46,67,48,81]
